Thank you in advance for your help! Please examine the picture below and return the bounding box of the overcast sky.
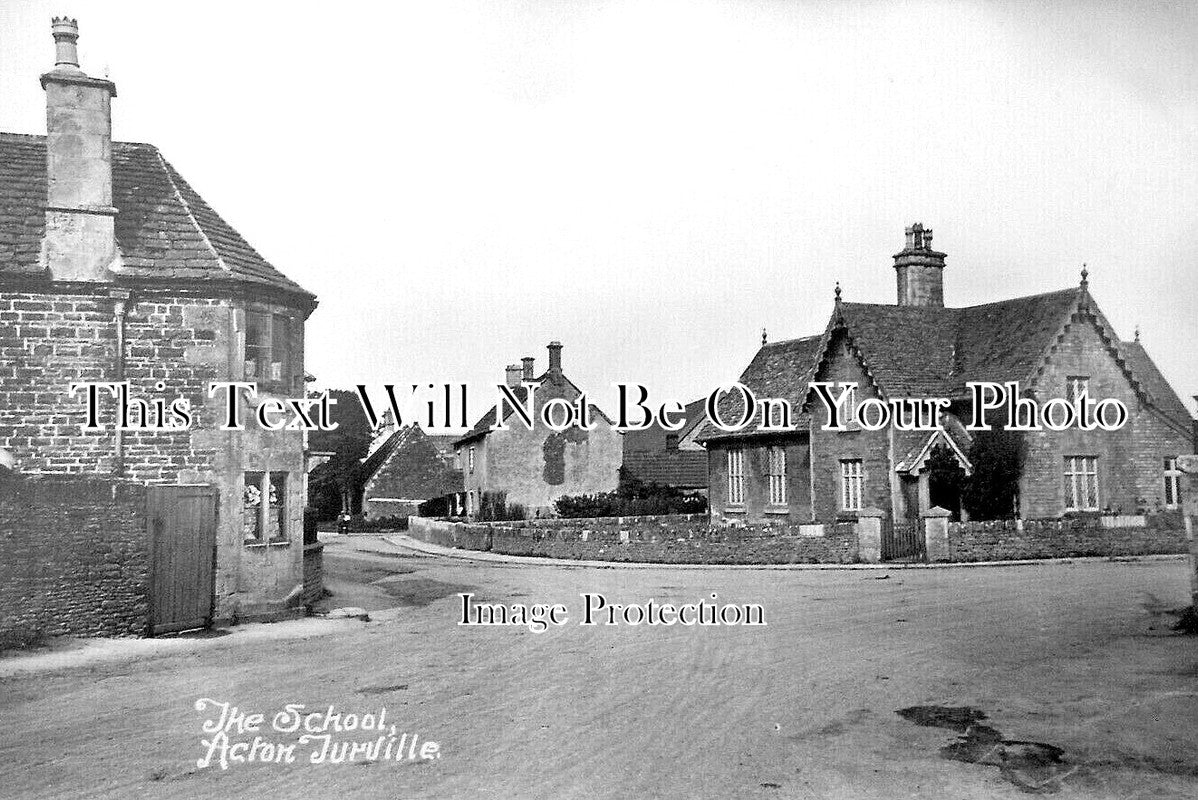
[2,0,1195,430]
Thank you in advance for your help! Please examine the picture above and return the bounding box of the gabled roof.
[1120,340,1193,433]
[697,334,823,442]
[362,425,463,501]
[0,133,314,308]
[454,370,614,447]
[701,284,1193,443]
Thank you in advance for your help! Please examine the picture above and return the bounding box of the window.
[1164,457,1182,509]
[1066,376,1090,403]
[727,448,745,505]
[244,310,293,389]
[840,459,863,511]
[468,446,476,474]
[243,471,288,543]
[1064,456,1099,511]
[767,446,787,506]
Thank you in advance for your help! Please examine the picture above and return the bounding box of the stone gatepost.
[856,507,884,563]
[1177,455,1198,608]
[922,506,952,563]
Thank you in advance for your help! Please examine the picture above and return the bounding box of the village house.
[359,416,462,519]
[0,19,318,636]
[454,342,622,517]
[699,224,1194,527]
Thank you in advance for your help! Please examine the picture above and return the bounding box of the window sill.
[245,539,291,549]
[723,505,746,514]
[764,506,790,515]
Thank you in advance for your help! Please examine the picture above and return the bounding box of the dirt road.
[2,538,1195,799]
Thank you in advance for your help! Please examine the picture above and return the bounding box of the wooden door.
[148,485,217,635]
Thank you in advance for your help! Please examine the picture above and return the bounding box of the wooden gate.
[882,518,925,562]
[148,485,217,635]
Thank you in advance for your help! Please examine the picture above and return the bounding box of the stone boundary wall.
[409,515,859,564]
[945,517,1187,562]
[0,473,149,646]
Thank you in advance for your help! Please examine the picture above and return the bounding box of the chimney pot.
[504,364,523,388]
[521,357,535,381]
[547,341,563,373]
[50,17,81,70]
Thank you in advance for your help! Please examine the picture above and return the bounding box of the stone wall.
[409,515,860,564]
[0,473,149,645]
[946,516,1187,562]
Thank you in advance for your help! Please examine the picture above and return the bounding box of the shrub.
[555,474,707,518]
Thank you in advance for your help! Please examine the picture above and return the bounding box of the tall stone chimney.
[893,223,946,308]
[521,357,535,381]
[40,18,119,281]
[505,364,523,388]
[547,341,563,374]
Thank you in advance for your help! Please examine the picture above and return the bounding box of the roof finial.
[1134,324,1140,343]
[834,281,842,304]
[761,327,767,346]
[1080,263,1089,288]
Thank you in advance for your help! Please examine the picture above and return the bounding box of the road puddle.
[897,705,1075,794]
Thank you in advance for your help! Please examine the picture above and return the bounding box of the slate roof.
[620,449,708,489]
[0,133,314,306]
[1120,340,1193,433]
[699,286,1193,442]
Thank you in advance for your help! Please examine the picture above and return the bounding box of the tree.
[962,427,1025,520]
[308,389,373,519]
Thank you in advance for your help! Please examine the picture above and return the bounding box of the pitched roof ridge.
[153,149,232,273]
[0,131,47,141]
[762,333,823,347]
[960,286,1077,311]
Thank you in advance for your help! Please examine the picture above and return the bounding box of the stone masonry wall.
[409,515,860,564]
[0,473,149,645]
[946,516,1187,562]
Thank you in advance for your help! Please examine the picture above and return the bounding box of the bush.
[555,474,707,518]
[479,491,527,522]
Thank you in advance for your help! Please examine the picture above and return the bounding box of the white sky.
[2,0,1195,430]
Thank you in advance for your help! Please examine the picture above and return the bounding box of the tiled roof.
[454,371,613,447]
[362,425,463,501]
[0,133,313,304]
[1120,340,1193,433]
[700,286,1193,442]
[621,449,708,489]
[697,335,823,442]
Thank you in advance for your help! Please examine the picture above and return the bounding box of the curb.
[381,534,1187,572]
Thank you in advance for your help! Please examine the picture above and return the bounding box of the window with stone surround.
[243,471,289,544]
[840,459,863,511]
[766,446,787,506]
[468,446,476,474]
[1164,457,1182,509]
[244,310,293,391]
[727,448,745,506]
[1063,455,1099,511]
[1065,376,1089,403]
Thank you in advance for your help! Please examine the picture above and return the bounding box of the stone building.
[359,422,462,519]
[0,19,317,633]
[454,342,622,517]
[699,224,1193,525]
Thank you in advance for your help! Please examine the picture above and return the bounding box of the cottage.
[454,342,622,517]
[0,19,317,634]
[359,420,462,519]
[699,224,1194,526]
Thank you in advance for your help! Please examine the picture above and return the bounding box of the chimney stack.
[40,17,119,281]
[547,341,563,374]
[521,357,535,381]
[505,364,523,388]
[893,223,946,308]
